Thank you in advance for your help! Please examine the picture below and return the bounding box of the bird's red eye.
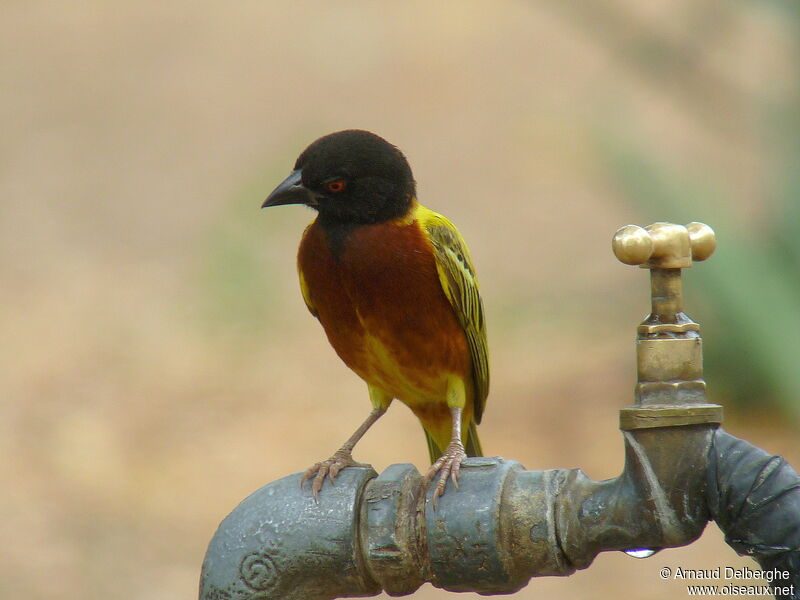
[325,180,346,193]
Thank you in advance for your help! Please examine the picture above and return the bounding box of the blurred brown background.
[2,2,798,599]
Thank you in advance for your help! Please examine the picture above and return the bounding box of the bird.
[262,129,489,505]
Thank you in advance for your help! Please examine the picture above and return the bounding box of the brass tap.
[612,222,722,430]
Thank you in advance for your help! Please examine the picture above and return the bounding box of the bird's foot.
[424,441,467,509]
[300,450,370,502]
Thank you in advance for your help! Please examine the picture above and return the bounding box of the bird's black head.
[262,130,416,225]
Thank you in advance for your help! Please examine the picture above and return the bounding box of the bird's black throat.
[317,217,360,259]
[317,194,413,259]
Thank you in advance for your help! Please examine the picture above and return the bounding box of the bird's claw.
[423,442,467,509]
[300,450,369,502]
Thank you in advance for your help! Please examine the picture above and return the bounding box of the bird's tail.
[425,419,483,463]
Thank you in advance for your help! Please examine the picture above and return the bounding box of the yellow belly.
[355,331,448,405]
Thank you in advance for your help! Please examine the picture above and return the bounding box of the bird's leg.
[424,405,467,508]
[301,407,386,502]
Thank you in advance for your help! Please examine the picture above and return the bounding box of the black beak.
[262,169,314,208]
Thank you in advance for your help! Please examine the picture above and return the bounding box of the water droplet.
[624,548,657,559]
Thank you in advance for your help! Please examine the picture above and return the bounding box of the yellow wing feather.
[417,205,490,422]
[297,222,319,318]
[298,268,318,317]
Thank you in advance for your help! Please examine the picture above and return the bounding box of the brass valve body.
[612,222,722,430]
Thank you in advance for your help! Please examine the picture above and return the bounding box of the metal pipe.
[199,426,799,599]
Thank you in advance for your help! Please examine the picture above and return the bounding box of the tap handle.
[612,222,716,269]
